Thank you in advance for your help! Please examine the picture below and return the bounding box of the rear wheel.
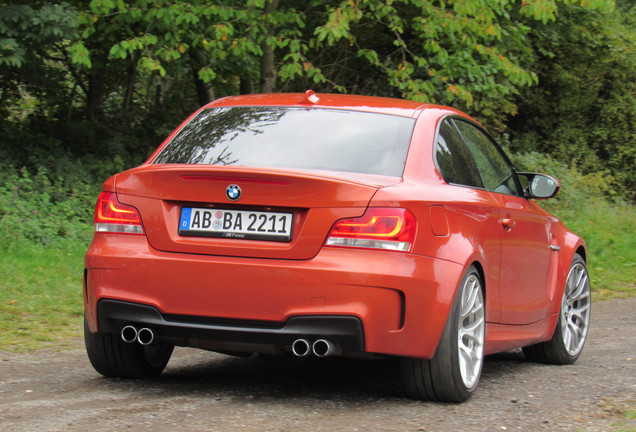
[84,316,174,378]
[523,254,590,364]
[400,265,485,402]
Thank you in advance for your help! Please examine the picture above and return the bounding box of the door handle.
[502,218,516,230]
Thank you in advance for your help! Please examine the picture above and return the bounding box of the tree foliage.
[508,0,635,198]
[0,0,632,198]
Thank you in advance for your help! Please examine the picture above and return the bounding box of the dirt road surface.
[1,297,635,432]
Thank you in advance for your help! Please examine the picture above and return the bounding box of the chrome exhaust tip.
[137,327,155,345]
[312,339,337,357]
[121,325,138,343]
[291,339,311,357]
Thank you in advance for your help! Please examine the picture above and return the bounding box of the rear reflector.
[325,208,416,252]
[94,192,144,235]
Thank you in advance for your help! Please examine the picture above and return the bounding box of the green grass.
[608,400,636,431]
[547,200,636,299]
[0,240,87,351]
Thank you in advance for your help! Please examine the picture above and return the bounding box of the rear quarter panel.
[371,181,503,324]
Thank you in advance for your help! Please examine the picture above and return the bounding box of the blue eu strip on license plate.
[179,208,192,230]
[178,207,293,242]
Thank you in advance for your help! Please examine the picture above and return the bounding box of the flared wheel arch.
[400,262,487,402]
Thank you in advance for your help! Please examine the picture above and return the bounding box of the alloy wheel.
[457,274,485,389]
[561,262,591,356]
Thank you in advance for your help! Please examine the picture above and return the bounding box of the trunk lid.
[114,165,400,259]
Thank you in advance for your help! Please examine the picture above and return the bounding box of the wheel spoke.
[565,321,581,352]
[458,345,477,383]
[574,268,586,290]
[571,306,589,323]
[459,344,474,362]
[460,316,484,335]
[570,273,589,300]
[562,322,573,350]
[460,279,479,317]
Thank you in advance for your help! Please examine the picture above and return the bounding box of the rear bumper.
[98,299,364,355]
[84,234,464,359]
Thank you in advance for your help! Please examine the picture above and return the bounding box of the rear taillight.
[325,208,416,252]
[94,192,144,235]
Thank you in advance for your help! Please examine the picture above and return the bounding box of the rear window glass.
[152,106,415,177]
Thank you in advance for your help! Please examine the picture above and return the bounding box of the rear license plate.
[179,208,293,242]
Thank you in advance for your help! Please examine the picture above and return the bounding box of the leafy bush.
[512,151,618,214]
[507,0,636,200]
[0,164,96,249]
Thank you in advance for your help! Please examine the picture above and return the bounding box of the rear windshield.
[152,106,415,177]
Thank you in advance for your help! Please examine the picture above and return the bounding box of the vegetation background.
[0,0,634,350]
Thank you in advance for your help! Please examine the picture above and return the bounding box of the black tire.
[523,254,591,364]
[84,316,174,378]
[400,265,485,402]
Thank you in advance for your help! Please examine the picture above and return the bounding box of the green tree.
[508,0,635,198]
[0,3,85,122]
[2,0,632,198]
[303,0,614,131]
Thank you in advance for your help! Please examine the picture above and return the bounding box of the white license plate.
[179,208,293,242]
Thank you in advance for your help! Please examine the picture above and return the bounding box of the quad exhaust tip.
[291,338,338,357]
[121,325,156,345]
[292,339,311,357]
[312,339,337,357]
[137,328,155,345]
[121,325,138,343]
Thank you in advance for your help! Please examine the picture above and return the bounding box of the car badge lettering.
[226,184,241,201]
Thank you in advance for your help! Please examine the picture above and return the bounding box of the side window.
[453,120,519,196]
[434,120,484,188]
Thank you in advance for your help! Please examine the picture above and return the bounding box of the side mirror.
[518,173,560,199]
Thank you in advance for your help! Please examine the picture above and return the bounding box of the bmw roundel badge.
[226,184,241,201]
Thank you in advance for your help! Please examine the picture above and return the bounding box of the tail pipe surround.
[312,339,338,357]
[137,327,155,345]
[121,325,138,343]
[291,339,311,357]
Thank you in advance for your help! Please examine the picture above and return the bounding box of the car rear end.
[84,94,463,360]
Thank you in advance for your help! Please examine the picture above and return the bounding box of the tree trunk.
[66,83,77,125]
[259,0,279,93]
[189,51,213,106]
[122,53,140,113]
[154,82,162,111]
[86,45,109,121]
[192,67,212,106]
[240,77,253,95]
[85,44,109,150]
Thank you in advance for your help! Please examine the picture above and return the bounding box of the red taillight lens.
[325,208,416,252]
[94,192,144,235]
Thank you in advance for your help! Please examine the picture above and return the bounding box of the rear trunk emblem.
[226,184,241,201]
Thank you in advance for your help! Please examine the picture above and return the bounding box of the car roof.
[204,91,438,118]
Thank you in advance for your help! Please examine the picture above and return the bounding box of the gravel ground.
[1,297,635,432]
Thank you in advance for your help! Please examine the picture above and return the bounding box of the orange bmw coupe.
[84,91,591,402]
